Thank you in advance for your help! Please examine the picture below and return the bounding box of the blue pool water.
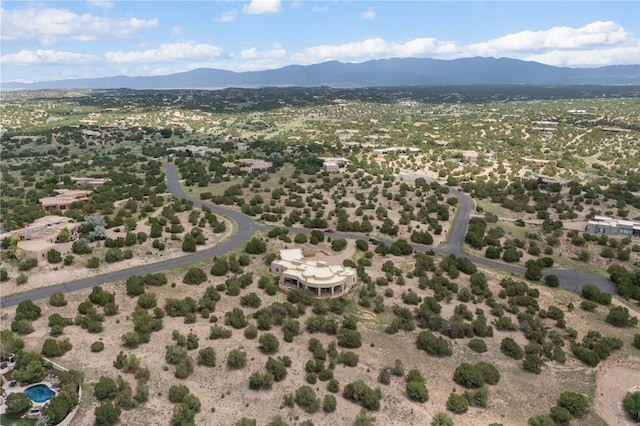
[23,384,55,403]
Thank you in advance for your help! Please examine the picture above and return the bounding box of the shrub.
[91,341,105,352]
[475,362,500,385]
[550,406,572,424]
[431,412,454,426]
[183,267,207,285]
[16,299,42,321]
[168,384,190,403]
[453,363,485,388]
[624,391,640,421]
[227,349,247,368]
[259,333,280,354]
[634,334,640,349]
[581,284,611,305]
[544,274,560,287]
[606,306,638,327]
[198,347,216,367]
[468,338,488,353]
[322,394,337,412]
[522,354,544,374]
[406,380,429,403]
[94,375,118,400]
[558,391,589,417]
[49,291,68,307]
[416,331,452,357]
[527,415,555,426]
[294,385,320,412]
[446,392,469,413]
[137,293,157,309]
[500,337,524,360]
[580,300,598,311]
[87,256,100,268]
[343,380,381,411]
[249,371,274,391]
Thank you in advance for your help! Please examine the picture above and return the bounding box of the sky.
[1,1,639,83]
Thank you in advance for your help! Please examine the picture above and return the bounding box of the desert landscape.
[1,85,639,426]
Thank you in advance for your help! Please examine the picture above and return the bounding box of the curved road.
[0,164,616,308]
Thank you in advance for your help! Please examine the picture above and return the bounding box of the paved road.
[0,163,266,308]
[0,166,616,308]
[397,173,616,295]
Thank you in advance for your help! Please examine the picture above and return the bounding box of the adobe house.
[271,249,357,298]
[17,239,56,261]
[39,189,93,212]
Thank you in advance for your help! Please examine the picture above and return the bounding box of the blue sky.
[1,1,639,82]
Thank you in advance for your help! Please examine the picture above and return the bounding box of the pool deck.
[0,375,59,416]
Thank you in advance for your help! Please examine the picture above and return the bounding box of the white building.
[271,249,357,297]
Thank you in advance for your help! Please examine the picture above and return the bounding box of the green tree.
[5,392,32,416]
[245,237,267,254]
[94,375,118,400]
[198,347,216,367]
[259,333,280,354]
[182,234,197,252]
[606,306,637,327]
[227,349,247,368]
[95,400,121,426]
[294,385,320,412]
[168,384,190,403]
[446,392,469,413]
[500,337,524,360]
[558,391,589,417]
[406,380,429,402]
[47,249,62,264]
[58,227,71,242]
[624,391,640,421]
[453,363,485,388]
[49,291,68,307]
[431,412,454,426]
[183,267,207,285]
[322,394,337,412]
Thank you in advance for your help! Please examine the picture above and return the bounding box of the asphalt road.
[0,166,616,308]
[0,163,265,308]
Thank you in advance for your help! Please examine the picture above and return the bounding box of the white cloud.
[87,0,114,9]
[293,37,458,63]
[525,44,640,67]
[465,21,630,56]
[243,0,283,15]
[361,10,375,21]
[240,47,287,60]
[0,49,98,65]
[171,26,184,37]
[0,7,157,44]
[105,42,225,64]
[215,10,237,23]
[311,6,329,13]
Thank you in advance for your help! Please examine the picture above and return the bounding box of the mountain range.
[3,57,639,90]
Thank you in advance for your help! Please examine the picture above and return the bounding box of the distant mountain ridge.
[3,57,639,90]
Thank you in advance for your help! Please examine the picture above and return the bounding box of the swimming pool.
[23,384,56,403]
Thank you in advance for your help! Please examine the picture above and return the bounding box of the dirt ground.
[595,358,640,426]
[2,240,636,426]
[2,177,639,425]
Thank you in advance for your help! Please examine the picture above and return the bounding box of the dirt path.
[595,357,640,426]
